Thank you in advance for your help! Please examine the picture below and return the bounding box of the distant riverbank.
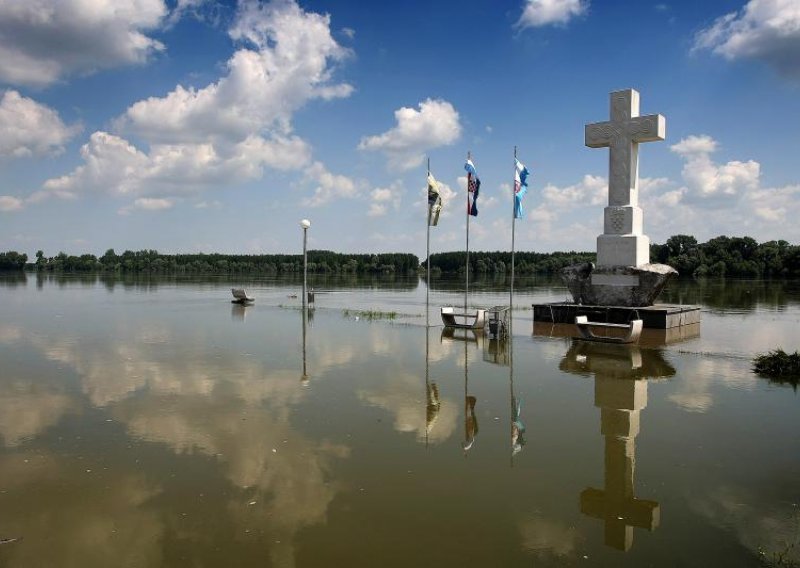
[3,233,799,278]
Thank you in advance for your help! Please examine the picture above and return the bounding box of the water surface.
[0,274,798,567]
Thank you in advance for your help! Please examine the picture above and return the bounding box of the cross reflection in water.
[560,341,675,551]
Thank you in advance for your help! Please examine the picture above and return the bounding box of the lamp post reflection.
[301,306,309,385]
[300,218,312,386]
[300,306,315,386]
[560,342,675,551]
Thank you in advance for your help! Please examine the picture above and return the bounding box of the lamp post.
[301,219,310,308]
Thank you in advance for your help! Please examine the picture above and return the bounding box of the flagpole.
[510,146,516,466]
[511,146,517,316]
[465,151,471,315]
[426,157,431,448]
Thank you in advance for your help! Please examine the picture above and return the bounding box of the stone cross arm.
[584,89,666,212]
[585,114,666,148]
[580,487,660,530]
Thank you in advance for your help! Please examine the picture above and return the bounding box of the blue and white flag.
[514,158,530,219]
[465,158,481,217]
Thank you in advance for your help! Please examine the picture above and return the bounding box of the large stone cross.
[585,89,665,267]
[586,89,665,207]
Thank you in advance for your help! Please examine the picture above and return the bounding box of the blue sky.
[0,0,799,258]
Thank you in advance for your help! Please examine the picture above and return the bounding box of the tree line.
[424,250,596,276]
[650,235,800,278]
[15,249,419,275]
[425,235,800,278]
[0,251,27,270]
[2,235,799,278]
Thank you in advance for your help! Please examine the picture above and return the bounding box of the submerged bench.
[441,306,487,330]
[575,315,642,344]
[231,288,254,304]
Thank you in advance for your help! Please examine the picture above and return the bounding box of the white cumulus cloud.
[670,134,718,157]
[670,135,760,201]
[0,196,24,212]
[516,0,589,29]
[0,0,168,88]
[359,99,461,171]
[754,205,785,221]
[367,182,403,217]
[44,132,148,199]
[652,187,686,208]
[637,134,800,243]
[0,90,80,157]
[43,131,312,200]
[166,0,218,26]
[121,0,353,144]
[302,162,359,207]
[519,174,605,247]
[540,174,607,209]
[119,197,175,215]
[693,0,800,78]
[747,183,800,223]
[41,0,355,210]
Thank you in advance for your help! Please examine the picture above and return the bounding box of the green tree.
[0,251,28,270]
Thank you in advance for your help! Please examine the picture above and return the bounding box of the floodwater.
[0,273,798,567]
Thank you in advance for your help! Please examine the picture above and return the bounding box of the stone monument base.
[561,263,677,307]
[531,302,701,330]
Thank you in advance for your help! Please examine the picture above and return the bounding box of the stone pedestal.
[562,262,677,307]
[597,205,650,266]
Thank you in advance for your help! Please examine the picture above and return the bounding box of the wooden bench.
[441,306,487,329]
[575,315,642,344]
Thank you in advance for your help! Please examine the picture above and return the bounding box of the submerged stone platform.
[532,302,701,330]
[532,321,701,346]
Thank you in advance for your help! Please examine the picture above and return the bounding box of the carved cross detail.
[585,89,665,208]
